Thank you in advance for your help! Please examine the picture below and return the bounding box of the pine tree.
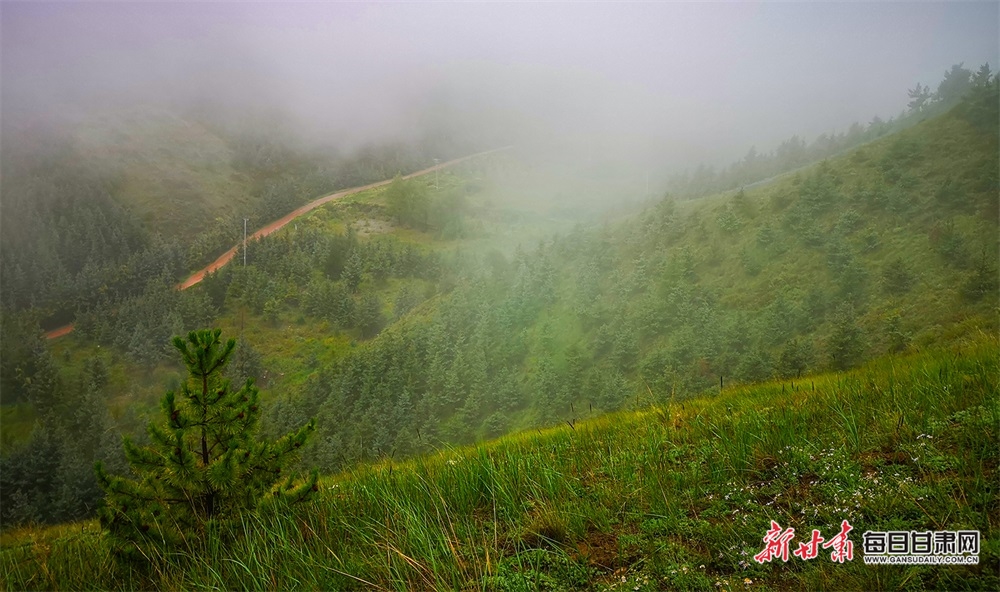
[828,307,867,370]
[907,83,931,113]
[94,329,317,559]
[343,250,364,293]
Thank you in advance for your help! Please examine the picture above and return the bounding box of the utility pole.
[433,158,440,190]
[241,217,248,336]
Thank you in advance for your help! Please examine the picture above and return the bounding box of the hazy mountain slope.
[0,106,440,326]
[189,87,998,474]
[70,108,255,237]
[610,90,997,353]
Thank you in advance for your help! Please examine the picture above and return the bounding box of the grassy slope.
[2,335,996,590]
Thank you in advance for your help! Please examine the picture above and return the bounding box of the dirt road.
[44,147,510,339]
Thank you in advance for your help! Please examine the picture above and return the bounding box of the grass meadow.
[2,332,996,591]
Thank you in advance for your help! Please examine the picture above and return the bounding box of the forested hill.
[1,80,996,530]
[282,80,998,472]
[0,106,452,325]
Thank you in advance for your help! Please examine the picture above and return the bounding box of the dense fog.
[4,2,997,170]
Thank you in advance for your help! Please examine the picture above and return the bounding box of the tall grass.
[3,335,997,590]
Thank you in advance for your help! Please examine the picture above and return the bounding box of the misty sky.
[3,2,997,168]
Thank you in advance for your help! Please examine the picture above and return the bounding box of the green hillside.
[3,85,996,536]
[1,82,997,591]
[2,335,996,590]
[229,86,996,471]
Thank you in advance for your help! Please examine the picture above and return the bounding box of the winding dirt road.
[45,147,510,339]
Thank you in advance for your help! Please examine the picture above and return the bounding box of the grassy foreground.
[2,333,997,591]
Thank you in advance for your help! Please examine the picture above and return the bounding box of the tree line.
[667,63,996,198]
